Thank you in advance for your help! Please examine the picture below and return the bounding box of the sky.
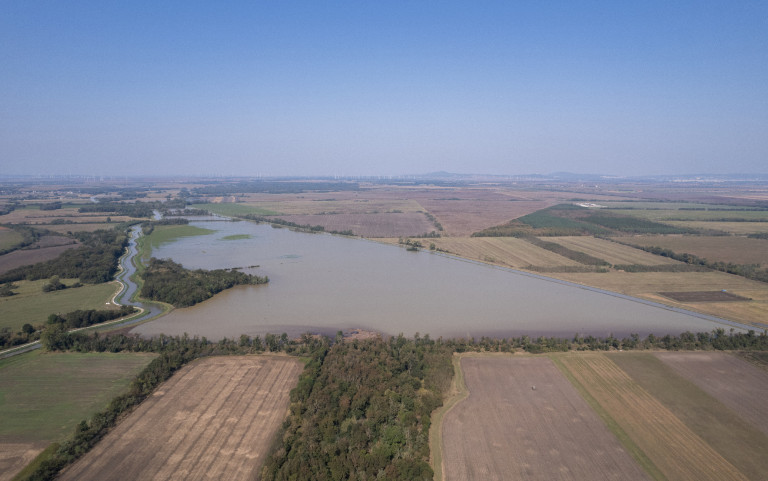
[1,1,766,178]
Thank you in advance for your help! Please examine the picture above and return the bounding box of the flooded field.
[131,221,744,340]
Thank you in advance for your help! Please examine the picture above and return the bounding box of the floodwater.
[131,221,745,340]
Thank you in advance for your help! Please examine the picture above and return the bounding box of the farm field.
[0,227,22,251]
[664,220,768,235]
[0,350,156,481]
[58,355,302,481]
[653,352,768,436]
[617,235,768,266]
[0,243,79,275]
[189,202,281,217]
[427,237,581,267]
[548,270,768,329]
[546,236,681,266]
[441,355,649,481]
[0,279,119,330]
[609,208,768,222]
[609,352,768,480]
[553,353,749,481]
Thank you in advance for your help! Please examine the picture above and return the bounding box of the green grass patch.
[189,203,281,217]
[0,280,118,331]
[221,234,251,241]
[0,228,24,251]
[0,350,156,443]
[609,352,768,480]
[145,224,214,251]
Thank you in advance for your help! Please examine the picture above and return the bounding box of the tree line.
[0,229,126,284]
[140,258,268,307]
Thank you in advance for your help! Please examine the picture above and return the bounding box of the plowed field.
[556,353,748,481]
[654,352,768,436]
[58,356,302,481]
[441,356,649,481]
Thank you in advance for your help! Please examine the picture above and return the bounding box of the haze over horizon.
[2,2,766,178]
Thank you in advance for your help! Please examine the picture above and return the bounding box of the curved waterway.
[110,226,163,326]
[131,221,749,340]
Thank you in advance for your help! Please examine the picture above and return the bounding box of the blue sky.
[1,1,766,177]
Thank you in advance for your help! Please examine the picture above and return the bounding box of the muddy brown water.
[130,221,746,340]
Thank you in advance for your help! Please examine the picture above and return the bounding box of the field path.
[442,355,649,480]
[58,355,302,481]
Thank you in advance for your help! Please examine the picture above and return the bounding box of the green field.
[190,202,281,217]
[0,228,23,251]
[0,350,157,443]
[0,280,118,331]
[146,224,214,251]
[611,209,768,222]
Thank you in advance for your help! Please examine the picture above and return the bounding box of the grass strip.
[11,443,59,481]
[549,354,667,481]
[429,353,469,481]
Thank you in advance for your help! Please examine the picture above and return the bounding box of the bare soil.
[0,240,80,275]
[659,291,751,302]
[654,352,768,437]
[0,442,46,481]
[273,212,434,237]
[441,356,649,481]
[58,356,302,481]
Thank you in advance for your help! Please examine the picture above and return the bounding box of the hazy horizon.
[2,2,766,178]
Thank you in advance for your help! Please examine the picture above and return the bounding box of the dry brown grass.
[428,237,581,267]
[548,236,681,265]
[58,355,302,481]
[557,353,748,481]
[442,355,649,481]
[618,235,768,265]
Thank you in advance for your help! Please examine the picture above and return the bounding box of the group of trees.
[262,335,452,481]
[78,201,154,218]
[0,230,126,284]
[140,258,268,307]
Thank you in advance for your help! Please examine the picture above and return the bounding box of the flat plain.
[428,236,582,267]
[0,350,156,481]
[546,236,682,266]
[58,355,302,481]
[618,235,768,266]
[441,356,649,481]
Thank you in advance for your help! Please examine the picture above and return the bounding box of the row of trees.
[78,201,154,218]
[139,258,268,307]
[635,245,768,283]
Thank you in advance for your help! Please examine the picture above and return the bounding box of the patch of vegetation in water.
[221,234,251,241]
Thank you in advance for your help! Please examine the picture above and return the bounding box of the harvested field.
[58,355,302,481]
[659,291,750,302]
[610,209,768,222]
[546,271,768,328]
[0,243,78,275]
[272,212,435,237]
[428,237,581,267]
[555,353,748,481]
[547,236,681,266]
[609,352,768,481]
[441,356,649,481]
[654,352,768,437]
[618,235,768,266]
